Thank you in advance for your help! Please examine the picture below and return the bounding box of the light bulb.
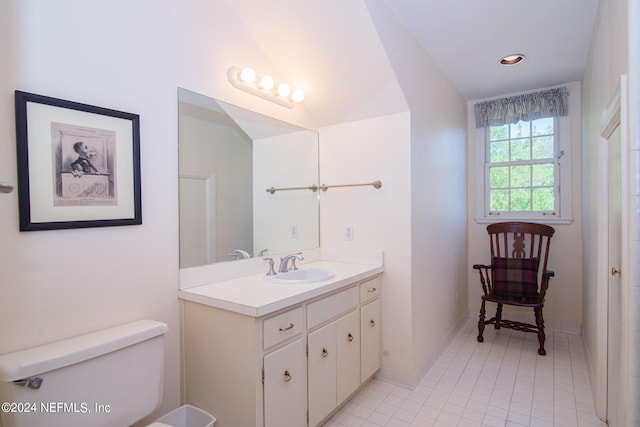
[291,89,305,103]
[260,75,274,90]
[277,83,291,97]
[240,68,256,83]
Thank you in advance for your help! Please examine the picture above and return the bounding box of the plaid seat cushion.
[491,256,540,298]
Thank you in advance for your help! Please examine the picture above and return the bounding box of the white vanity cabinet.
[181,273,382,427]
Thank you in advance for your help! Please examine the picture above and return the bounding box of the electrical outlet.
[290,224,298,238]
[344,225,353,241]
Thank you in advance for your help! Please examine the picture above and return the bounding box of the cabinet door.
[264,338,306,427]
[308,322,337,427]
[336,310,360,403]
[361,299,382,382]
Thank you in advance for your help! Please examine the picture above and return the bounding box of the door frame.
[596,75,629,421]
[179,172,215,265]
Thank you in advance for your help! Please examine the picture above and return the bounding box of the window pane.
[490,125,508,141]
[510,165,530,187]
[484,117,558,214]
[510,121,530,138]
[532,163,554,186]
[510,188,531,211]
[511,138,530,161]
[490,140,509,163]
[532,117,554,136]
[532,187,554,210]
[490,189,509,211]
[489,166,509,188]
[532,136,554,159]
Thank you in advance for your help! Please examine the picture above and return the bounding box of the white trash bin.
[150,404,216,427]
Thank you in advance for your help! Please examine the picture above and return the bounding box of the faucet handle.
[289,252,303,271]
[263,257,277,276]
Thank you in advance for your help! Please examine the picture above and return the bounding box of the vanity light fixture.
[499,54,525,66]
[227,66,305,108]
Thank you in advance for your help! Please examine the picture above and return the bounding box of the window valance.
[474,87,569,128]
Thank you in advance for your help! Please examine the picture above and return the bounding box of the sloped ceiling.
[223,0,407,128]
[224,0,599,126]
[384,0,600,101]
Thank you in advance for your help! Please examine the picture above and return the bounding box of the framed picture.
[14,91,142,231]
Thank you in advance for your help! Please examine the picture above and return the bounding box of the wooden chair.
[473,222,555,355]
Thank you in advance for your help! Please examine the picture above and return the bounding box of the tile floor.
[324,318,606,427]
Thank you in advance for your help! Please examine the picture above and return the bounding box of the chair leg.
[535,307,546,356]
[477,299,486,342]
[495,303,503,329]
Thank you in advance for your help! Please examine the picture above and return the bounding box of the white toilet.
[0,319,169,427]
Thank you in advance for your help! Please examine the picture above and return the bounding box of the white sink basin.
[264,268,335,284]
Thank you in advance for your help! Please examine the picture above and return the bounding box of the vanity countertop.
[177,260,383,318]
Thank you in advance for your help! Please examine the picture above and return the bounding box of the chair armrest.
[539,269,555,300]
[473,264,492,295]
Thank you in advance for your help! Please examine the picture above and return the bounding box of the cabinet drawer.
[359,276,380,303]
[307,286,358,329]
[263,307,304,350]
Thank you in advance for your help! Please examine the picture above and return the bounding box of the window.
[472,83,577,224]
[485,118,559,217]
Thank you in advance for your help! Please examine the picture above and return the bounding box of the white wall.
[335,0,470,386]
[581,1,622,414]
[0,1,317,425]
[582,0,639,423]
[404,47,468,382]
[628,3,640,424]
[467,82,584,334]
[1,2,472,423]
[320,113,413,381]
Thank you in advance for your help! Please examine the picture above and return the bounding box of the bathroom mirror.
[178,88,320,269]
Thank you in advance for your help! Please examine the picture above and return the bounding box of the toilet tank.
[0,320,168,427]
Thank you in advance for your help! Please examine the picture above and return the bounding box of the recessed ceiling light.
[499,54,525,66]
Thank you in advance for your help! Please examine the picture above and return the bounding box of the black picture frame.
[15,90,142,231]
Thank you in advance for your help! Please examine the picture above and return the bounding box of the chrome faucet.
[228,249,251,260]
[278,253,304,273]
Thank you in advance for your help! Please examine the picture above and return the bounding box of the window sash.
[484,162,560,217]
[483,119,560,217]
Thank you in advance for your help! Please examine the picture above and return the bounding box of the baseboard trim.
[374,314,469,389]
[375,311,581,389]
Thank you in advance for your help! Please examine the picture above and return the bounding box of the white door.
[607,126,623,426]
[179,175,214,267]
